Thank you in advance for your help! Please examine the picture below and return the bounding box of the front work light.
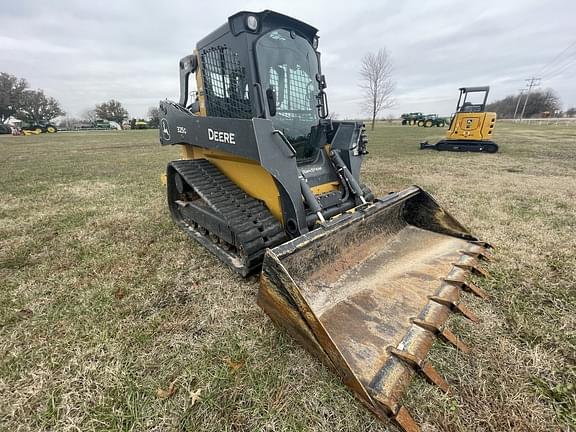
[246,15,258,31]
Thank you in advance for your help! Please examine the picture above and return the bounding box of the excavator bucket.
[258,186,492,432]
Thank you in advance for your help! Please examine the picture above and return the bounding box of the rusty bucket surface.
[258,186,491,432]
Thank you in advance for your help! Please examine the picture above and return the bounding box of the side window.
[200,46,252,119]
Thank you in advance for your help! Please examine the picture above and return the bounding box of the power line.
[542,51,576,78]
[537,39,576,76]
[519,77,540,120]
[542,54,576,80]
[512,41,573,120]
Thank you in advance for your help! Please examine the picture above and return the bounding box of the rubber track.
[435,140,498,153]
[170,159,286,274]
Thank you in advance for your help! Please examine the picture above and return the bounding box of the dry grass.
[1,124,575,431]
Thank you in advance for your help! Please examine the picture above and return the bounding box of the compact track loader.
[420,86,498,153]
[159,11,492,431]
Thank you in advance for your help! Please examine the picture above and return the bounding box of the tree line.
[5,66,572,129]
[486,89,575,118]
[1,72,161,128]
[2,51,394,130]
[2,57,395,130]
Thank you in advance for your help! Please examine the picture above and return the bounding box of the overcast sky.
[1,0,575,119]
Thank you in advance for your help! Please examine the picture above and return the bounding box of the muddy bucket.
[258,186,491,431]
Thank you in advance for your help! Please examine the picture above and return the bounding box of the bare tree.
[359,49,395,130]
[147,106,160,128]
[82,108,98,123]
[59,116,80,129]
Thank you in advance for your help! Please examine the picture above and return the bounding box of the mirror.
[266,87,277,117]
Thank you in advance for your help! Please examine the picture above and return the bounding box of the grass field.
[1,123,574,431]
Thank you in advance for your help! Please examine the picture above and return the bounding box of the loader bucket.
[258,186,492,432]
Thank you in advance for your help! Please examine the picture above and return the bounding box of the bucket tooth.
[392,405,420,432]
[388,347,452,394]
[452,261,491,278]
[462,280,488,299]
[438,327,470,353]
[460,248,493,262]
[461,280,488,299]
[429,296,479,323]
[371,397,421,432]
[370,396,420,432]
[470,240,495,249]
[443,278,488,299]
[412,319,471,353]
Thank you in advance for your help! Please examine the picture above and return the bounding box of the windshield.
[256,29,320,160]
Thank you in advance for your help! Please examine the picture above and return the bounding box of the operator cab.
[178,10,328,163]
[457,86,490,113]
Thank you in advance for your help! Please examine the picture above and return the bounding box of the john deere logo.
[466,119,473,127]
[161,118,170,140]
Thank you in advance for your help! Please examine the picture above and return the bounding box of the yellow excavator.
[420,86,498,153]
[159,10,492,431]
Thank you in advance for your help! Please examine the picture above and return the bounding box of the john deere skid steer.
[159,11,492,431]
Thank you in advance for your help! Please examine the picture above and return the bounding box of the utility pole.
[513,88,525,121]
[519,77,541,121]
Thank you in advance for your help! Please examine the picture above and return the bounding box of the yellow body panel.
[447,112,496,141]
[180,145,284,222]
[310,181,339,195]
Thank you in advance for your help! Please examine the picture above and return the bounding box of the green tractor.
[417,114,448,127]
[400,112,424,125]
[94,119,113,129]
[22,121,58,134]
